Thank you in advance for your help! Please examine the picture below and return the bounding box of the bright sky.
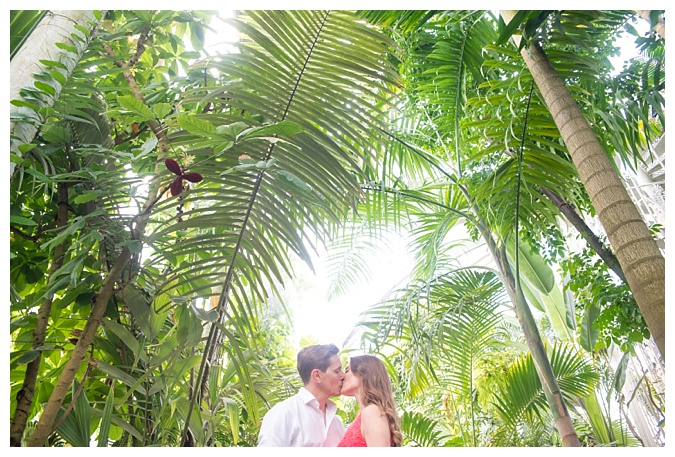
[285,233,415,349]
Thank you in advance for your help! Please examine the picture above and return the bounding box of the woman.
[337,355,402,447]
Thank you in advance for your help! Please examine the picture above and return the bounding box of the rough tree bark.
[501,10,665,361]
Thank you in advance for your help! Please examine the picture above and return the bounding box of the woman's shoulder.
[361,404,386,420]
[360,404,391,446]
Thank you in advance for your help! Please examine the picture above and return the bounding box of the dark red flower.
[165,158,182,175]
[165,158,203,196]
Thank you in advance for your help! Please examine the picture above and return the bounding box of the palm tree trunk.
[465,190,581,446]
[520,42,665,361]
[499,10,665,361]
[498,245,581,446]
[10,10,102,176]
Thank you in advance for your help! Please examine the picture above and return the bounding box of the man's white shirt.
[257,387,345,446]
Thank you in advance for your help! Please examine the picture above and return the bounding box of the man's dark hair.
[297,344,339,385]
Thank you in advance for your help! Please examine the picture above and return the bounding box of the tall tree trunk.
[464,189,581,446]
[497,246,581,446]
[522,43,665,361]
[502,11,665,361]
[10,184,70,446]
[10,10,102,175]
[26,248,133,447]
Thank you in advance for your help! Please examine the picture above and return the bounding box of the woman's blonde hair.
[349,355,402,446]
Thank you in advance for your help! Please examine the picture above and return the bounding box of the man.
[257,344,346,446]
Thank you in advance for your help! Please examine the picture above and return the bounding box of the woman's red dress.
[337,412,367,447]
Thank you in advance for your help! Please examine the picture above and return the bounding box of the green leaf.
[192,305,218,322]
[580,302,600,352]
[17,143,37,153]
[10,215,37,226]
[102,318,148,363]
[42,124,71,143]
[137,137,158,159]
[401,410,445,447]
[73,191,101,204]
[38,59,68,70]
[149,355,202,397]
[613,352,630,393]
[116,240,143,254]
[40,217,85,251]
[15,349,40,365]
[180,51,201,59]
[55,381,91,447]
[89,400,143,442]
[23,167,51,184]
[10,99,40,110]
[176,306,203,348]
[506,237,554,294]
[225,399,240,446]
[276,169,313,193]
[215,121,248,139]
[34,80,56,96]
[49,69,67,85]
[236,120,304,141]
[54,41,78,53]
[97,381,115,447]
[178,115,216,137]
[153,103,173,119]
[173,396,204,443]
[123,285,156,341]
[520,274,573,341]
[95,361,147,395]
[10,153,24,165]
[214,140,234,154]
[582,392,612,444]
[116,95,156,121]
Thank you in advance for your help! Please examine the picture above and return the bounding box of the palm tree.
[500,10,665,361]
[337,8,663,445]
[345,9,586,445]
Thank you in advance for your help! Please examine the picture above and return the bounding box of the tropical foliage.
[9,9,665,447]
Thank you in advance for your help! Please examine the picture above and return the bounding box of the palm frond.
[492,341,599,429]
[355,268,509,399]
[10,10,47,59]
[400,410,450,447]
[137,12,403,433]
[144,11,401,319]
[323,222,399,301]
[357,10,443,34]
[404,11,498,158]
